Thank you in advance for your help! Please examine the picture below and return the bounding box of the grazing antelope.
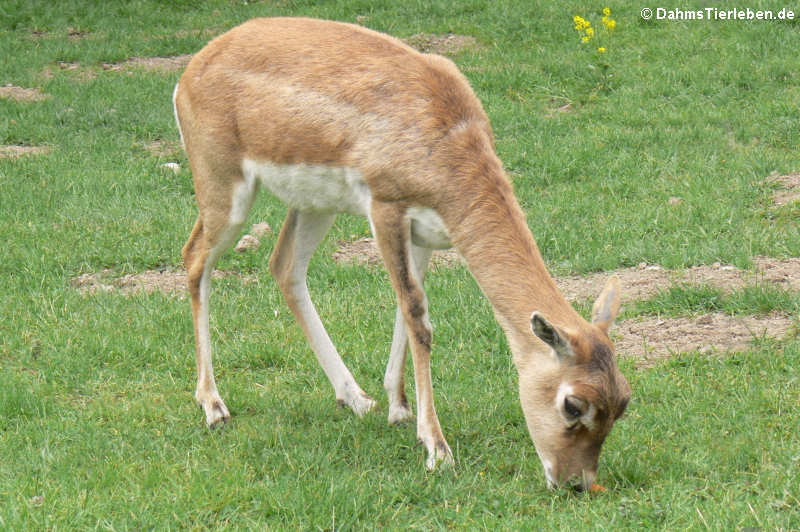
[174,17,630,490]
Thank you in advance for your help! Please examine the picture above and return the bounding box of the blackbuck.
[174,17,630,490]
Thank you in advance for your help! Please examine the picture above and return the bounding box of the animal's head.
[518,276,630,490]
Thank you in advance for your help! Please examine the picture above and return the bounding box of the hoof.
[387,401,414,425]
[197,392,230,428]
[205,401,230,428]
[423,439,454,471]
[337,391,377,417]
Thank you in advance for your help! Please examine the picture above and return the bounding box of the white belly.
[243,159,372,216]
[242,158,452,249]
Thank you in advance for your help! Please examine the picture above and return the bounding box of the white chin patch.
[535,450,557,488]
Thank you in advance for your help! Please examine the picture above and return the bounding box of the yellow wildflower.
[597,47,606,53]
[573,15,591,30]
[602,15,616,30]
[573,11,613,46]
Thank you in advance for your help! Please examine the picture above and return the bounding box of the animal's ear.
[530,311,573,360]
[592,275,621,335]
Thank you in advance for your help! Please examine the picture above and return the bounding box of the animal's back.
[176,17,492,190]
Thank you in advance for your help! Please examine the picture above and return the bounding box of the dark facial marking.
[586,341,614,374]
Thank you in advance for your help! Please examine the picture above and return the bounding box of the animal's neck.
[435,148,584,356]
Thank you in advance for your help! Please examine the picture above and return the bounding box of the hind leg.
[184,175,257,428]
[270,209,376,416]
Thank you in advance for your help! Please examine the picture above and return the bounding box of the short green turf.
[2,1,799,529]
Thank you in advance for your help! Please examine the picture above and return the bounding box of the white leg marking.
[195,177,258,428]
[195,255,230,427]
[280,211,376,416]
[384,244,432,425]
[407,245,452,470]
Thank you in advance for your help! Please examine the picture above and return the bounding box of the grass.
[625,283,800,317]
[2,0,800,529]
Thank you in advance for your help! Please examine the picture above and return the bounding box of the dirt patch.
[49,55,192,80]
[0,145,52,159]
[29,28,92,40]
[103,55,192,73]
[556,258,800,305]
[333,239,800,299]
[332,237,462,268]
[0,85,49,102]
[751,256,800,288]
[174,28,220,39]
[67,27,91,40]
[49,61,97,81]
[143,139,181,158]
[768,172,800,207]
[545,102,573,117]
[614,313,795,367]
[71,269,255,297]
[403,33,479,56]
[57,61,82,71]
[333,238,381,265]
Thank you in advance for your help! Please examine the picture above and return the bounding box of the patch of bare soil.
[67,27,91,40]
[57,61,82,71]
[545,102,573,117]
[332,237,462,268]
[768,172,800,207]
[103,55,192,73]
[332,239,800,299]
[614,313,795,367]
[173,28,220,39]
[71,269,255,297]
[143,139,181,158]
[752,256,800,289]
[556,258,800,304]
[0,84,49,102]
[29,28,92,40]
[0,145,51,159]
[402,33,479,55]
[48,61,97,81]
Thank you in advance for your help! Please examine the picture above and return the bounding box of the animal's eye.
[564,397,583,418]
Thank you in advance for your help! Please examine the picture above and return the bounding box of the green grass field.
[2,1,799,529]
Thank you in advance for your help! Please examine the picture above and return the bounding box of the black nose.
[570,480,587,493]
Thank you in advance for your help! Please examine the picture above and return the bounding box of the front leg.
[372,201,453,470]
[384,244,432,425]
